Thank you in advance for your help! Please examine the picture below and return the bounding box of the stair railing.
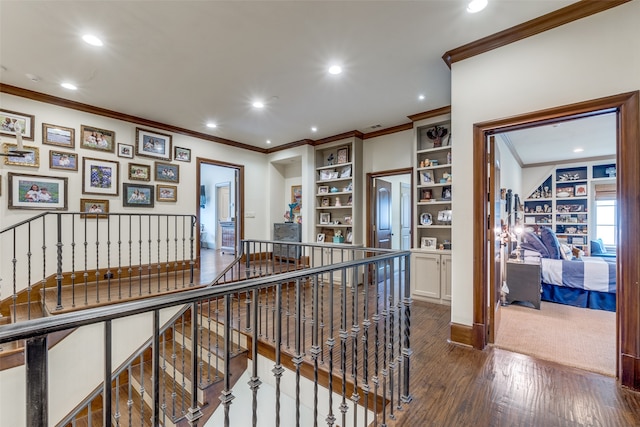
[0,243,413,427]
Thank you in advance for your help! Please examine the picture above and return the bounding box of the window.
[595,199,616,246]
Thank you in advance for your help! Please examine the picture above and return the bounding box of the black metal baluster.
[221,295,235,427]
[388,258,396,420]
[325,270,336,427]
[107,214,112,302]
[84,217,89,306]
[104,320,112,427]
[138,215,143,296]
[401,254,413,405]
[117,214,122,300]
[249,287,262,427]
[362,259,371,427]
[95,215,100,304]
[311,274,321,427]
[339,267,349,427]
[294,278,303,427]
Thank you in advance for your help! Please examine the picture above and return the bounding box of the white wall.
[450,2,640,326]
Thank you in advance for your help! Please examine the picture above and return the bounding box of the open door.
[488,136,503,343]
[375,178,392,249]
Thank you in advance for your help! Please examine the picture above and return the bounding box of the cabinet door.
[440,254,452,301]
[411,253,441,299]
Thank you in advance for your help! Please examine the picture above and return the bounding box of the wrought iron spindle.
[339,267,349,427]
[249,287,262,427]
[325,269,336,427]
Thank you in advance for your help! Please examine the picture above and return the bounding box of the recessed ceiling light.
[328,65,342,75]
[467,0,488,13]
[573,148,584,153]
[252,101,265,109]
[82,34,103,46]
[206,122,217,129]
[266,140,271,144]
[418,94,425,100]
[311,127,317,132]
[61,82,77,90]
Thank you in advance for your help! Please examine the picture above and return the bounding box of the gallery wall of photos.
[1,108,190,214]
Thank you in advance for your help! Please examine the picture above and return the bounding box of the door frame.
[196,157,245,265]
[366,167,413,248]
[472,91,640,389]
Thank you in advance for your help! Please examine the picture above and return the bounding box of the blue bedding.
[540,256,616,293]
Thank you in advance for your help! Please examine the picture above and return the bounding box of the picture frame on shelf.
[154,161,180,183]
[8,172,68,210]
[117,143,134,159]
[82,157,120,196]
[123,183,154,207]
[80,198,109,219]
[574,184,587,197]
[80,125,115,153]
[420,212,432,225]
[157,184,178,202]
[291,185,302,212]
[346,230,353,243]
[437,210,452,224]
[3,143,39,167]
[174,146,191,162]
[336,146,350,164]
[321,197,330,207]
[320,213,331,225]
[317,233,326,243]
[420,171,433,185]
[42,123,75,148]
[1,109,35,140]
[318,185,329,194]
[135,127,172,161]
[420,188,433,201]
[344,215,352,225]
[128,163,151,181]
[319,169,336,181]
[339,165,352,178]
[441,186,452,200]
[421,237,437,249]
[49,150,78,171]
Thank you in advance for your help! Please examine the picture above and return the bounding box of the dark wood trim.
[407,106,452,122]
[442,0,631,67]
[448,322,474,347]
[472,91,640,391]
[366,168,414,248]
[313,130,364,146]
[265,139,314,154]
[0,83,266,154]
[363,122,413,140]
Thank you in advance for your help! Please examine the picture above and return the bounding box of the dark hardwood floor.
[384,300,640,427]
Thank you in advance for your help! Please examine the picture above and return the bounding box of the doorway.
[472,92,640,389]
[367,168,413,250]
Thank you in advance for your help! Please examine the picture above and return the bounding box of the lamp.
[0,121,30,157]
[514,225,524,262]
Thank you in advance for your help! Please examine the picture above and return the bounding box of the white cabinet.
[410,250,451,304]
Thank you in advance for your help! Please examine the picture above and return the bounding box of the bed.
[518,227,617,312]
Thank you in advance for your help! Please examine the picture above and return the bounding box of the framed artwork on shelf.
[291,185,302,212]
[82,157,119,196]
[318,185,329,194]
[420,188,433,201]
[174,146,191,162]
[420,212,433,225]
[7,172,68,210]
[420,171,433,185]
[135,127,172,161]
[80,125,116,153]
[340,165,352,178]
[346,230,353,243]
[3,143,39,167]
[154,161,180,183]
[441,186,452,200]
[128,163,151,181]
[421,237,437,249]
[321,197,330,207]
[574,184,587,197]
[42,123,75,148]
[317,233,326,243]
[157,184,177,202]
[123,183,154,207]
[49,151,78,171]
[118,143,134,158]
[336,146,350,164]
[320,213,331,225]
[80,198,109,219]
[1,109,35,140]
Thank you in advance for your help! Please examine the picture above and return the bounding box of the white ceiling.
[0,0,578,150]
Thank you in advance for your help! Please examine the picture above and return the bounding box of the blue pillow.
[591,239,606,254]
[520,230,550,258]
[540,227,562,260]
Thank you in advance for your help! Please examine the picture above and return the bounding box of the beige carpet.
[494,301,615,376]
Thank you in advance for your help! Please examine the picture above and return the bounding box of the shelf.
[417,146,451,155]
[317,223,352,228]
[316,206,352,210]
[417,163,451,171]
[316,191,351,196]
[417,182,451,188]
[417,224,452,229]
[418,200,453,205]
[316,162,352,171]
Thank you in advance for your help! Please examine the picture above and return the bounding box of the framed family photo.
[123,183,154,208]
[82,157,120,196]
[136,127,172,161]
[157,184,177,202]
[1,109,35,140]
[42,123,75,148]
[80,125,116,153]
[7,172,68,210]
[79,198,109,219]
[3,143,39,167]
[128,163,151,181]
[49,150,78,171]
[174,146,191,162]
[118,143,134,159]
[421,237,437,249]
[155,161,180,183]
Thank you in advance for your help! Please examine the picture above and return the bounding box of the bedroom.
[493,110,617,375]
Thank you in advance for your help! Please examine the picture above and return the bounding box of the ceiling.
[0,1,580,150]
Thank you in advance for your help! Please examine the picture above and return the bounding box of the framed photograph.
[82,157,120,196]
[136,127,172,161]
[441,186,452,200]
[174,146,191,162]
[49,151,78,171]
[339,165,352,178]
[321,197,330,207]
[318,185,329,194]
[7,172,68,210]
[80,125,115,153]
[80,198,109,219]
[336,146,350,164]
[421,237,437,249]
[155,161,180,183]
[420,188,433,201]
[157,184,178,202]
[317,233,325,243]
[42,123,75,148]
[420,171,433,185]
[420,212,433,225]
[128,163,151,181]
[123,183,154,207]
[118,143,134,159]
[346,231,353,243]
[574,184,587,197]
[344,215,352,225]
[291,185,302,212]
[320,212,331,225]
[1,109,35,140]
[3,143,39,167]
